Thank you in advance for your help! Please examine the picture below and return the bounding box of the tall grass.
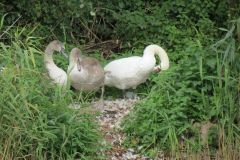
[0,24,103,159]
[123,19,240,158]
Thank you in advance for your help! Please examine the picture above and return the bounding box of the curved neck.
[44,46,54,63]
[143,44,169,70]
[44,45,59,70]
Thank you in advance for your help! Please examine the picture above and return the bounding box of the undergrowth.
[123,19,240,158]
[1,1,240,159]
[0,28,103,159]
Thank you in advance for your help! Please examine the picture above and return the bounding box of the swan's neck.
[143,44,169,70]
[44,46,59,69]
[141,52,156,71]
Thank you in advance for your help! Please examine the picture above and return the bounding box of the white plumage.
[44,40,68,87]
[45,63,67,86]
[104,44,169,90]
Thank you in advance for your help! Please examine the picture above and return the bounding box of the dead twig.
[83,39,121,52]
[79,19,101,42]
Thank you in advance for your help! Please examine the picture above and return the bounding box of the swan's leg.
[122,89,126,99]
[94,86,104,110]
[100,85,104,101]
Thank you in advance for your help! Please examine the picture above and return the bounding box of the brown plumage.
[68,48,105,95]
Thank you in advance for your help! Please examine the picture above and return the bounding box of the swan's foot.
[122,90,137,99]
[126,91,137,99]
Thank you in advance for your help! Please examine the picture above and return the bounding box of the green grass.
[0,28,104,159]
[122,19,240,158]
[1,7,240,160]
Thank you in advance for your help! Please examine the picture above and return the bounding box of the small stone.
[90,97,151,159]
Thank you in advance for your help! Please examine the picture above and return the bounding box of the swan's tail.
[144,44,169,70]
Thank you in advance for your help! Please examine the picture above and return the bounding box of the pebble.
[93,97,153,160]
[68,97,154,159]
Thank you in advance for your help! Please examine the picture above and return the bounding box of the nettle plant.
[118,4,239,155]
[123,21,240,154]
[1,0,234,45]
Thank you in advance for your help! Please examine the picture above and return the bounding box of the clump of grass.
[123,19,240,158]
[0,26,103,159]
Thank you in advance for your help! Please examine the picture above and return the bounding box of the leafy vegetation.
[0,0,240,159]
[124,31,239,155]
[123,13,240,159]
[0,27,103,159]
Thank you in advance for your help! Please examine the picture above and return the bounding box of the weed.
[0,26,103,159]
[123,21,240,158]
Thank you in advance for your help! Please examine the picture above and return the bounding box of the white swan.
[44,40,68,87]
[68,48,105,96]
[104,44,169,90]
